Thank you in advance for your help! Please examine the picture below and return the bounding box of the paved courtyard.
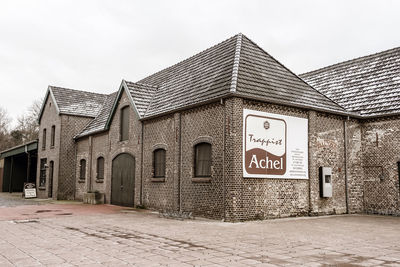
[0,194,399,266]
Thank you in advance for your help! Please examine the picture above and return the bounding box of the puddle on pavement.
[12,219,39,224]
[35,209,61,213]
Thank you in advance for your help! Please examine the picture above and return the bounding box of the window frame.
[42,128,46,150]
[120,106,130,141]
[79,159,86,180]
[96,156,105,180]
[194,142,212,178]
[153,149,166,178]
[39,158,47,187]
[50,125,55,148]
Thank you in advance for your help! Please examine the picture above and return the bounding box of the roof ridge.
[137,34,239,84]
[125,80,159,88]
[49,85,109,96]
[301,46,400,77]
[230,33,243,93]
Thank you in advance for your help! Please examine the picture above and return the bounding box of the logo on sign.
[244,114,287,176]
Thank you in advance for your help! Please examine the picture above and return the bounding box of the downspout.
[344,117,349,214]
[178,112,182,213]
[88,136,93,192]
[222,99,226,220]
[140,122,144,206]
[308,112,312,215]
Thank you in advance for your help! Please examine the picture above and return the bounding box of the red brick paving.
[0,203,126,221]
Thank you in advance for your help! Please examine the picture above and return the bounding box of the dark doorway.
[48,161,54,198]
[111,153,135,207]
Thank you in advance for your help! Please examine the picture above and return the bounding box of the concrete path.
[0,195,399,266]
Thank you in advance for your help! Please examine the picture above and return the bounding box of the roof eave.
[232,91,359,118]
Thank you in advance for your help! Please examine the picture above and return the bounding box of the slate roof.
[300,47,400,117]
[50,86,108,117]
[134,34,346,118]
[235,35,346,113]
[76,92,118,138]
[125,81,158,117]
[138,35,238,117]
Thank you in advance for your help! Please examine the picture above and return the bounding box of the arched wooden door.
[111,153,135,207]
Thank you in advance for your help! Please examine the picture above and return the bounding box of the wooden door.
[111,153,135,207]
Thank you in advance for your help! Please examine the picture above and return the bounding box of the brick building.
[36,34,400,221]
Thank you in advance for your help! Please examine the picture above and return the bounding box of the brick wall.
[142,114,176,211]
[361,116,400,216]
[58,115,92,200]
[224,98,350,221]
[346,119,364,213]
[180,103,225,219]
[309,112,347,215]
[75,132,109,201]
[107,89,142,206]
[36,94,61,199]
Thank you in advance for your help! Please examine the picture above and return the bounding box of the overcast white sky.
[0,0,399,126]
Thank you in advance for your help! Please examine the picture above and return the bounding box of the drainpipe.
[88,136,93,192]
[344,117,349,214]
[178,112,182,213]
[222,98,226,220]
[140,122,144,206]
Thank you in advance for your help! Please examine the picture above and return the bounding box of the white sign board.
[24,183,37,198]
[243,109,308,179]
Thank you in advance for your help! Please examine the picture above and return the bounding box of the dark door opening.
[111,153,135,207]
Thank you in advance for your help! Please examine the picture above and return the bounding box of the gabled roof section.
[234,35,347,114]
[125,81,158,117]
[133,33,346,119]
[50,86,108,118]
[300,47,400,117]
[139,35,239,117]
[75,92,118,138]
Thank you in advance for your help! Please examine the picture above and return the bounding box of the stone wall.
[361,116,400,216]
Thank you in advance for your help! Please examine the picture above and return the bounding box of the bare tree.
[0,107,12,151]
[14,99,42,143]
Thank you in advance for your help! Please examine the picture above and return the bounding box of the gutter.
[139,92,360,122]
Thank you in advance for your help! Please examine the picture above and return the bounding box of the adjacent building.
[36,34,400,221]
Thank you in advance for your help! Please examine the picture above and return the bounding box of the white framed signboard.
[243,109,308,179]
[24,183,37,198]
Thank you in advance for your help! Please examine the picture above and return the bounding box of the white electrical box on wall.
[319,167,332,198]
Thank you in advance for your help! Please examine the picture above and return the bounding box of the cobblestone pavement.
[0,203,399,267]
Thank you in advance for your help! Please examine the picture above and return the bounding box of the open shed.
[0,140,38,193]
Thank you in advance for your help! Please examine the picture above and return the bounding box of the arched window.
[120,106,130,141]
[153,149,166,178]
[194,143,212,177]
[79,159,86,180]
[50,125,55,147]
[97,157,105,180]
